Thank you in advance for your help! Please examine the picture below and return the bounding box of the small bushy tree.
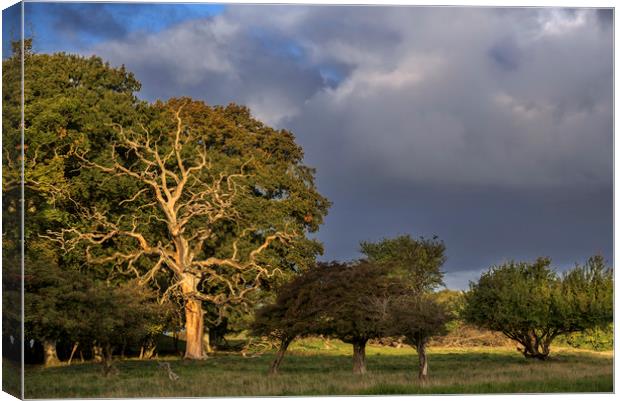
[251,265,326,374]
[314,261,406,374]
[386,295,451,381]
[463,256,613,360]
[68,280,166,375]
[253,261,406,375]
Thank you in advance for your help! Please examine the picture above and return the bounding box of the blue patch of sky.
[2,2,22,59]
[488,36,520,72]
[246,26,348,87]
[319,65,348,88]
[21,2,225,55]
[247,25,307,63]
[5,2,350,89]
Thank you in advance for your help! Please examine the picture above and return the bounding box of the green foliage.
[3,41,141,199]
[24,241,77,343]
[251,260,411,374]
[68,97,331,323]
[462,256,613,359]
[3,43,146,348]
[557,324,613,351]
[309,261,406,344]
[560,255,613,331]
[360,234,445,292]
[68,281,166,348]
[3,43,330,360]
[434,289,465,316]
[251,264,328,343]
[386,295,451,347]
[256,260,406,344]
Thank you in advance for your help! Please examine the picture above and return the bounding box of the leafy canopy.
[360,234,445,293]
[462,256,613,359]
[60,97,330,307]
[3,42,144,349]
[253,261,407,344]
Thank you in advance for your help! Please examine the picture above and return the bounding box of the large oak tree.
[53,98,330,359]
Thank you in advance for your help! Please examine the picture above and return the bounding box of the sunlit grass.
[24,339,613,398]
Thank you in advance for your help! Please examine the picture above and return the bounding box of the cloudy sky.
[4,2,613,288]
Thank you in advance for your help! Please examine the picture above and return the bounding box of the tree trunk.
[352,339,368,375]
[518,335,550,360]
[173,331,180,355]
[203,329,212,354]
[269,338,291,375]
[416,341,428,381]
[101,343,115,376]
[181,274,205,360]
[43,339,60,367]
[526,349,550,360]
[184,297,205,359]
[142,338,157,359]
[67,342,79,366]
[92,343,103,362]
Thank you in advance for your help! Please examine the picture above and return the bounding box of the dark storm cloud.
[596,8,614,28]
[26,3,130,50]
[49,3,128,40]
[488,36,520,71]
[94,13,326,123]
[88,6,612,288]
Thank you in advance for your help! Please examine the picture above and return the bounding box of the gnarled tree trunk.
[120,340,127,359]
[517,331,552,360]
[43,339,60,367]
[182,275,205,360]
[269,337,292,375]
[352,338,368,375]
[522,346,550,360]
[506,329,557,360]
[184,297,205,359]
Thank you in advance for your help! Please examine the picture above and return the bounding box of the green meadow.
[22,338,613,398]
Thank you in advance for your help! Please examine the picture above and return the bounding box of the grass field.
[23,338,613,398]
